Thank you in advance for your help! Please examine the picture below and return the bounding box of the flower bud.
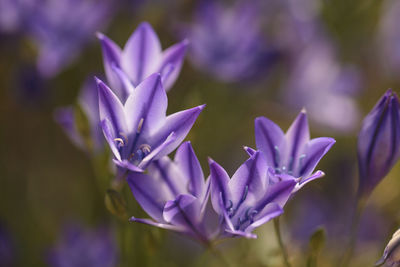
[358,89,400,196]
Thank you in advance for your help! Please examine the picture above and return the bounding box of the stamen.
[137,118,144,133]
[242,185,249,202]
[298,154,306,174]
[287,157,294,175]
[114,138,125,148]
[274,146,281,168]
[139,144,151,155]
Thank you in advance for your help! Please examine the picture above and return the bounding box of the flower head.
[127,142,214,245]
[97,74,204,172]
[209,151,296,239]
[47,224,118,267]
[251,109,335,191]
[357,89,400,196]
[55,78,104,153]
[186,0,277,83]
[97,22,188,99]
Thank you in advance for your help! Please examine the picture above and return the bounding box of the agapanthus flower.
[97,73,204,172]
[47,224,118,267]
[376,227,400,266]
[357,89,400,197]
[27,0,113,77]
[247,109,335,192]
[185,0,277,83]
[209,151,296,238]
[97,22,188,99]
[284,39,361,132]
[127,142,214,245]
[55,78,104,154]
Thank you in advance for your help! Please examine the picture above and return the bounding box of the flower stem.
[273,217,291,267]
[340,195,367,267]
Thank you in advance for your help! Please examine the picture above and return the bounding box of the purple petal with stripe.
[121,22,162,85]
[245,203,283,233]
[255,179,296,210]
[129,217,184,232]
[209,158,231,213]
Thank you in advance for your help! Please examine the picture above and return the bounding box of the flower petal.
[54,107,84,149]
[294,170,325,192]
[121,22,162,85]
[127,172,175,222]
[97,32,123,97]
[110,64,135,102]
[148,104,205,157]
[96,77,127,136]
[255,116,285,168]
[255,179,296,210]
[124,73,167,135]
[129,216,184,232]
[174,141,205,198]
[138,132,177,169]
[243,146,256,157]
[245,203,283,233]
[209,158,231,214]
[163,194,201,227]
[285,109,310,170]
[100,119,121,160]
[159,39,189,91]
[298,137,335,177]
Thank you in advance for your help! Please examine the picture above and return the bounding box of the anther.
[241,185,249,202]
[274,146,281,168]
[137,118,144,133]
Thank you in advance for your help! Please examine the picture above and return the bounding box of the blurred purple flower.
[378,0,400,77]
[247,109,335,192]
[97,22,188,99]
[127,142,215,245]
[47,224,118,267]
[284,39,362,132]
[0,223,14,266]
[97,74,204,172]
[376,227,400,267]
[54,78,104,154]
[27,0,113,78]
[357,89,400,197]
[208,152,296,239]
[0,0,34,33]
[186,0,278,83]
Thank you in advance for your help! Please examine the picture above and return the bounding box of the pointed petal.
[243,146,256,157]
[138,132,177,169]
[101,119,121,160]
[96,77,127,135]
[97,32,124,97]
[124,73,167,134]
[127,172,175,222]
[285,109,310,170]
[225,229,257,239]
[255,116,285,167]
[174,141,205,198]
[294,170,325,192]
[163,194,201,228]
[229,152,268,206]
[255,180,296,210]
[121,22,162,85]
[159,39,189,91]
[129,216,184,232]
[148,105,205,156]
[209,158,231,213]
[110,64,135,102]
[298,137,335,177]
[245,203,283,233]
[113,159,143,173]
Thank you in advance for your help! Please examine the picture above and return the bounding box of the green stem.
[340,195,367,267]
[273,218,291,267]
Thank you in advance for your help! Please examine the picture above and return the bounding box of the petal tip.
[96,31,105,40]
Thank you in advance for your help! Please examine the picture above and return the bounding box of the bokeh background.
[1,0,400,266]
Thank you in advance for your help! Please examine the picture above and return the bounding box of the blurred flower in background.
[185,0,278,83]
[47,224,118,267]
[26,0,113,78]
[55,78,104,154]
[0,0,34,33]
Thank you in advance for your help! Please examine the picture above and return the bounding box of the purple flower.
[47,224,118,267]
[97,22,188,99]
[127,142,214,245]
[209,151,296,239]
[249,109,335,191]
[284,39,361,132]
[186,0,277,83]
[97,74,204,172]
[54,78,104,154]
[27,0,113,77]
[376,227,400,266]
[357,89,400,196]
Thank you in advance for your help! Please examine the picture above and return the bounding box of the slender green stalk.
[340,195,367,267]
[273,218,291,267]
